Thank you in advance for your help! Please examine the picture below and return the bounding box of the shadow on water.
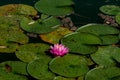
[71,0,120,26]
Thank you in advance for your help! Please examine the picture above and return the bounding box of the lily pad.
[85,67,120,80]
[20,16,61,34]
[99,35,119,45]
[100,5,120,15]
[8,30,29,44]
[76,23,119,36]
[91,46,120,67]
[0,68,28,80]
[116,12,120,25]
[61,32,101,54]
[0,4,37,16]
[15,43,50,62]
[49,54,89,77]
[0,43,19,53]
[39,27,73,44]
[35,0,74,16]
[27,57,55,80]
[0,61,28,75]
[76,23,119,45]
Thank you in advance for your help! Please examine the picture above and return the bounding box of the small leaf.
[100,5,120,15]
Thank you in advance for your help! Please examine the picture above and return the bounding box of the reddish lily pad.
[0,4,37,16]
[39,27,73,44]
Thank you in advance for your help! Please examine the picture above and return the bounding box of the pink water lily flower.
[50,43,69,57]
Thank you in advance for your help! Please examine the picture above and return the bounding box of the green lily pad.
[99,35,119,45]
[49,54,89,77]
[8,30,29,44]
[35,0,74,16]
[91,46,120,67]
[15,43,50,62]
[20,16,60,34]
[0,61,28,75]
[39,26,73,44]
[76,23,119,36]
[116,12,120,25]
[76,23,119,45]
[100,5,120,15]
[0,43,19,53]
[0,68,28,80]
[27,57,55,80]
[0,4,37,16]
[85,67,120,80]
[61,32,101,54]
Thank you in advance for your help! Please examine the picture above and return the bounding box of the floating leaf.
[15,43,50,62]
[8,30,29,44]
[76,23,119,45]
[27,57,55,80]
[91,46,120,67]
[76,23,119,35]
[85,67,120,80]
[20,16,60,34]
[39,27,73,44]
[61,32,101,54]
[0,61,28,75]
[0,43,19,53]
[116,12,120,25]
[35,0,74,16]
[99,35,119,45]
[100,5,120,15]
[0,69,28,80]
[49,54,89,77]
[0,4,37,16]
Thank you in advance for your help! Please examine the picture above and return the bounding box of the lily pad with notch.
[35,0,74,16]
[76,23,120,45]
[61,32,101,54]
[91,46,120,67]
[20,16,61,34]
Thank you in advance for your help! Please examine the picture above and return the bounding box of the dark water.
[0,0,120,26]
[0,0,39,6]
